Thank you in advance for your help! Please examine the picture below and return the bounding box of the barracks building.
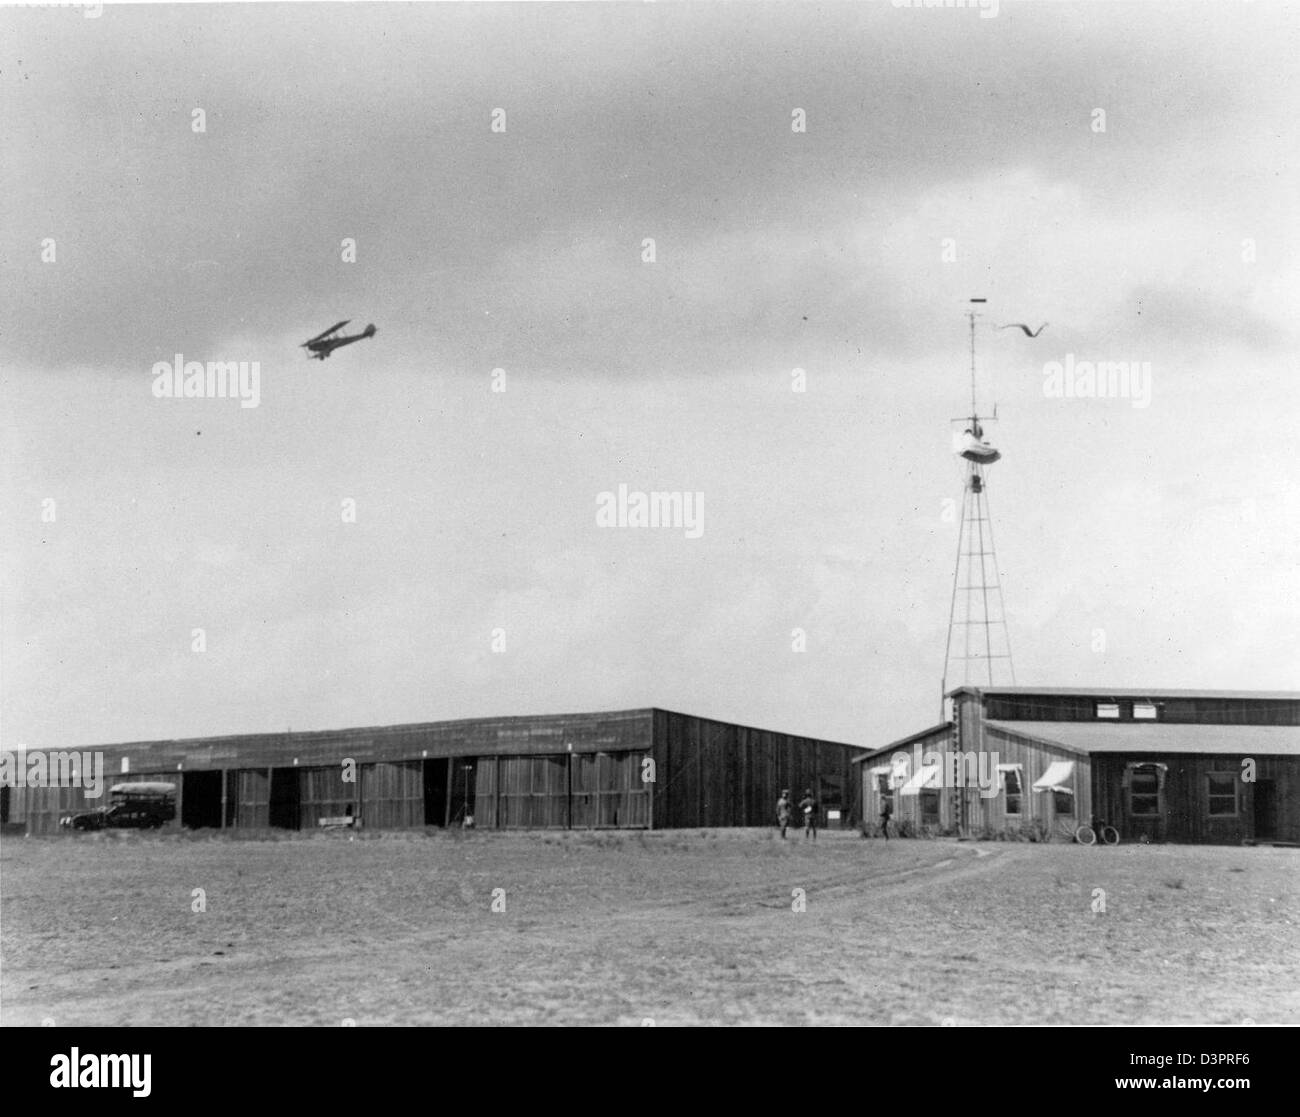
[855,686,1300,845]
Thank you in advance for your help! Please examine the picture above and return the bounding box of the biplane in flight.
[301,320,377,360]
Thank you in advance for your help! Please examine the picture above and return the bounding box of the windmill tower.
[940,300,1016,717]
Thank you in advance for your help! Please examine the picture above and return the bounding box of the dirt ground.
[2,828,1296,1026]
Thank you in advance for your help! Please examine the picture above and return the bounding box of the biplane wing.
[303,320,350,347]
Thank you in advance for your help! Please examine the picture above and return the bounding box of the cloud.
[2,3,1298,751]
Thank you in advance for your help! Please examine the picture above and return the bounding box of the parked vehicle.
[60,782,177,831]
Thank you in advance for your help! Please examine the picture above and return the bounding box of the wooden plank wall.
[497,755,568,829]
[58,709,657,776]
[974,729,1091,836]
[855,725,1093,838]
[475,752,649,829]
[652,710,863,829]
[228,768,269,829]
[299,766,357,829]
[982,694,1299,726]
[2,711,654,831]
[6,770,175,835]
[570,752,598,828]
[1092,755,1300,844]
[7,783,93,835]
[474,756,499,828]
[359,761,424,829]
[594,751,649,828]
[857,728,953,833]
[4,710,870,833]
[7,784,70,836]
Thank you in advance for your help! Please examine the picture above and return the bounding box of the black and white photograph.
[1,0,1296,1050]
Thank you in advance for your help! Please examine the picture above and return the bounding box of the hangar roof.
[985,720,1300,757]
[29,707,867,766]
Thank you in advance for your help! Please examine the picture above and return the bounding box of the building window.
[1206,772,1238,817]
[1096,703,1120,719]
[919,789,940,824]
[1052,790,1074,815]
[1129,767,1160,816]
[1003,769,1022,816]
[1133,702,1158,720]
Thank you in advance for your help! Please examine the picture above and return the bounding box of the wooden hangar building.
[855,687,1300,845]
[3,708,867,836]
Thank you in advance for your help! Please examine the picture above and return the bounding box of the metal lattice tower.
[941,302,1016,713]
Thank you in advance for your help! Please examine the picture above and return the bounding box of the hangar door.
[226,769,269,828]
[496,755,569,829]
[362,761,424,829]
[472,752,650,829]
[571,751,650,829]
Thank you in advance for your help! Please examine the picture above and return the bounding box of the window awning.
[899,765,940,796]
[995,763,1023,773]
[1032,760,1075,793]
[868,765,893,776]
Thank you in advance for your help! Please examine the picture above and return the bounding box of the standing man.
[776,789,793,839]
[799,788,818,840]
[880,796,893,841]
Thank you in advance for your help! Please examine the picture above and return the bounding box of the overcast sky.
[2,1,1297,753]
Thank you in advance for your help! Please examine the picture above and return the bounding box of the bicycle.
[1074,817,1120,846]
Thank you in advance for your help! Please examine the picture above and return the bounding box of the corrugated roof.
[985,720,1300,757]
[948,686,1300,701]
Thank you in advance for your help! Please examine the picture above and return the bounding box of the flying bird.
[998,322,1048,338]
